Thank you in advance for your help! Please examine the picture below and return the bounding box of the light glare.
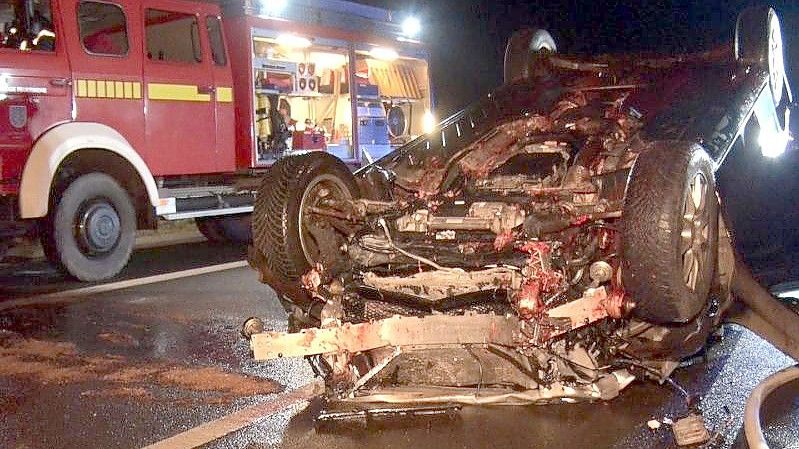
[369,47,399,61]
[759,127,791,158]
[275,34,312,49]
[261,0,287,15]
[402,16,421,37]
[422,110,436,134]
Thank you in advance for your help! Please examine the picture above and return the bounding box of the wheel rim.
[298,174,352,266]
[680,173,710,292]
[76,200,121,257]
[768,12,785,105]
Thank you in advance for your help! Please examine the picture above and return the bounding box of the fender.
[19,122,162,219]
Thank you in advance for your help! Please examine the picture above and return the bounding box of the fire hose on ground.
[730,259,799,449]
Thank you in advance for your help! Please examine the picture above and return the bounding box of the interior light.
[422,110,436,134]
[369,47,399,61]
[261,0,287,16]
[276,34,311,49]
[402,16,421,38]
[758,127,791,158]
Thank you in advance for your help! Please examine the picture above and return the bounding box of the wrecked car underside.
[246,8,795,407]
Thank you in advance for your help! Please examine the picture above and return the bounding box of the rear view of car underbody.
[244,6,794,408]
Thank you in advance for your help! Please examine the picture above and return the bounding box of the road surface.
[0,239,797,449]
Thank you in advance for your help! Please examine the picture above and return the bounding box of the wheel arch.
[19,122,161,227]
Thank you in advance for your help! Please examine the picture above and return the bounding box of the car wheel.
[252,152,359,283]
[736,6,786,106]
[41,173,136,282]
[622,142,719,324]
[503,28,557,84]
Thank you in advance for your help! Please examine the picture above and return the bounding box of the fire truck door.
[64,0,145,163]
[0,0,71,189]
[141,1,218,175]
[204,15,235,171]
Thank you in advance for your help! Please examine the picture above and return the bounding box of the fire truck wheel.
[195,217,226,243]
[196,215,252,244]
[217,214,252,244]
[621,142,719,325]
[41,173,136,282]
[252,153,359,284]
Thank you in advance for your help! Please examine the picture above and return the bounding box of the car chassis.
[244,7,799,407]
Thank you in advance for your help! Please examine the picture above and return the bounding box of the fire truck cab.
[0,0,434,281]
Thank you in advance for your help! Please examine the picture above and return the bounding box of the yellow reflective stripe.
[147,83,210,102]
[76,79,87,97]
[74,79,142,100]
[216,87,233,103]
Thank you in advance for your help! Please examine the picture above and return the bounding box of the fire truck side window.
[0,0,55,52]
[78,1,128,56]
[205,16,225,66]
[145,9,201,64]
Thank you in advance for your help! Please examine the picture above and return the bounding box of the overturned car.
[246,7,794,405]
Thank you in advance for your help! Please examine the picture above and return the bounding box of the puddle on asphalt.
[0,334,283,403]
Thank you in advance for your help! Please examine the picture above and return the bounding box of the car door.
[0,0,71,188]
[141,0,217,175]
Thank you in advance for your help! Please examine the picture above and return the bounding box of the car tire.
[252,152,359,283]
[736,6,786,105]
[622,142,719,324]
[504,28,557,84]
[41,173,136,282]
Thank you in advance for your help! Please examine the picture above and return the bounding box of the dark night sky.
[358,0,799,282]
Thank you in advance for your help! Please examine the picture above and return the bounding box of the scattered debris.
[647,419,662,430]
[672,413,711,446]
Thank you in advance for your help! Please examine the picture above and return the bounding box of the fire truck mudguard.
[18,122,163,220]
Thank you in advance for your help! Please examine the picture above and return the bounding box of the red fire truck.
[0,0,434,281]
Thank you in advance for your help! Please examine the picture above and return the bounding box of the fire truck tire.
[252,152,359,283]
[195,217,226,243]
[196,215,252,244]
[41,173,136,282]
[217,214,253,244]
[621,142,719,324]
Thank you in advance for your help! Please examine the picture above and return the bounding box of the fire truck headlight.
[402,17,421,38]
[422,110,436,134]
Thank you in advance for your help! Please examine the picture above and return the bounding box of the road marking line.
[0,260,249,311]
[141,382,323,449]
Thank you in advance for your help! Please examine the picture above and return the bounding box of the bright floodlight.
[422,110,436,134]
[758,127,791,158]
[402,16,421,38]
[261,0,287,16]
[276,34,311,49]
[369,47,399,61]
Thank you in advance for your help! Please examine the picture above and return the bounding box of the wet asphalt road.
[0,240,798,449]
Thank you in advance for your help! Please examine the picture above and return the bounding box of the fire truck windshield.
[0,0,54,51]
